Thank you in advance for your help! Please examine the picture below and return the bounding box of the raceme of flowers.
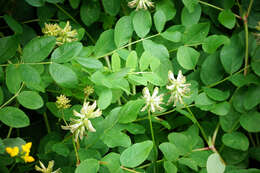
[5,142,35,163]
[61,101,102,142]
[141,70,191,112]
[56,94,71,109]
[42,21,78,46]
[35,160,61,173]
[128,0,154,10]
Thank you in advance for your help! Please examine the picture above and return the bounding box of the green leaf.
[133,10,152,38]
[126,51,137,70]
[232,87,247,113]
[111,52,121,72]
[0,36,19,63]
[240,111,260,132]
[156,0,176,21]
[25,0,45,7]
[202,35,230,54]
[220,34,244,74]
[243,85,260,110]
[0,139,4,154]
[177,46,200,70]
[17,91,44,110]
[52,142,70,157]
[97,87,112,110]
[0,87,3,105]
[178,158,198,171]
[143,40,169,60]
[168,132,192,155]
[200,52,225,85]
[102,128,131,148]
[195,92,216,110]
[69,0,80,9]
[206,153,225,173]
[164,161,177,173]
[49,63,78,88]
[80,1,100,26]
[118,99,144,123]
[139,51,152,71]
[182,0,198,13]
[0,107,30,128]
[218,9,236,29]
[161,25,184,43]
[220,107,240,132]
[6,65,22,94]
[128,75,147,86]
[102,0,120,16]
[3,15,23,34]
[120,140,153,168]
[222,132,249,151]
[203,88,230,101]
[210,102,231,116]
[181,4,201,26]
[51,42,83,63]
[182,23,210,44]
[154,10,166,32]
[19,64,41,85]
[94,29,116,57]
[101,153,122,173]
[114,16,133,47]
[75,159,100,173]
[76,57,103,69]
[159,142,179,161]
[78,149,101,161]
[22,36,56,63]
[252,61,260,77]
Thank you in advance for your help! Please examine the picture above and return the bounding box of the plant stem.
[54,4,96,44]
[243,16,249,76]
[105,56,111,69]
[6,127,13,138]
[137,159,164,169]
[43,112,51,133]
[247,0,254,17]
[120,166,140,173]
[0,61,52,67]
[248,133,256,147]
[148,110,157,173]
[72,137,80,165]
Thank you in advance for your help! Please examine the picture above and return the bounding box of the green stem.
[54,4,96,44]
[0,61,52,67]
[120,166,140,173]
[148,110,157,173]
[105,56,111,69]
[137,159,164,169]
[72,137,80,165]
[185,104,208,144]
[247,0,254,17]
[7,127,13,138]
[0,83,24,110]
[43,112,51,133]
[243,17,249,76]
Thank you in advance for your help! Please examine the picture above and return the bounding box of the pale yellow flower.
[128,0,154,10]
[35,160,61,173]
[56,94,71,109]
[141,87,164,112]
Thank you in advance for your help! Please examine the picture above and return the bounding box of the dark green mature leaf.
[229,73,260,87]
[179,158,198,171]
[118,99,144,123]
[69,0,80,9]
[80,1,100,26]
[203,88,230,101]
[210,101,230,116]
[0,87,3,105]
[120,140,153,168]
[222,132,249,151]
[51,42,83,63]
[206,153,225,173]
[154,10,166,32]
[94,29,116,57]
[240,111,260,132]
[182,0,198,13]
[168,132,192,155]
[25,0,45,7]
[3,15,23,34]
[52,142,70,157]
[143,40,169,60]
[22,36,56,63]
[6,65,22,94]
[220,33,244,74]
[76,57,103,69]
[164,161,177,173]
[17,91,43,110]
[182,23,210,44]
[0,36,19,63]
[114,16,133,48]
[19,64,41,85]
[49,63,78,88]
[102,128,131,148]
[97,87,112,110]
[75,159,99,173]
[159,142,179,161]
[220,107,240,132]
[101,153,122,173]
[133,10,152,38]
[177,46,200,70]
[0,107,29,128]
[156,0,176,21]
[102,0,120,16]
[0,139,4,154]
[218,10,236,29]
[243,85,260,110]
[181,4,201,26]
[161,25,185,42]
[202,35,230,54]
[232,87,247,113]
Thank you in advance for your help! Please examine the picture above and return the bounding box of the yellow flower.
[5,146,19,157]
[56,94,71,109]
[23,155,35,163]
[21,142,35,163]
[22,142,32,154]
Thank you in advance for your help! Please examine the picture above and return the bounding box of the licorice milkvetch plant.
[0,0,260,172]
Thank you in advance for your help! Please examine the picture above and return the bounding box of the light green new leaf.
[94,29,116,57]
[133,10,152,38]
[51,42,83,63]
[23,36,56,63]
[154,10,166,32]
[206,153,225,173]
[126,51,138,70]
[75,159,99,173]
[143,40,169,60]
[97,87,112,110]
[111,52,121,72]
[0,107,30,128]
[202,35,230,54]
[49,63,78,88]
[177,46,200,70]
[76,57,103,69]
[161,25,184,43]
[222,132,249,151]
[102,128,131,148]
[120,140,153,168]
[17,91,43,110]
[164,161,177,173]
[218,9,236,29]
[240,111,260,132]
[102,0,120,16]
[182,0,198,13]
[114,16,133,47]
[181,4,201,26]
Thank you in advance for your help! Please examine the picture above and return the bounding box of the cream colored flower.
[141,87,164,112]
[56,94,71,109]
[61,101,102,142]
[35,160,61,173]
[167,70,191,106]
[128,0,154,10]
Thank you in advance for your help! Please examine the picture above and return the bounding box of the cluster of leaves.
[0,0,260,173]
